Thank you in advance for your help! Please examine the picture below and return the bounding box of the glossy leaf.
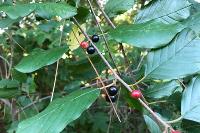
[109,21,184,48]
[0,3,77,19]
[15,47,68,73]
[16,88,100,133]
[144,81,182,99]
[181,76,200,123]
[145,29,200,79]
[144,115,162,133]
[135,0,190,24]
[105,0,134,17]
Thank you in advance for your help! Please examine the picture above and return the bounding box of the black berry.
[91,35,99,42]
[87,46,95,54]
[107,86,118,96]
[105,95,117,103]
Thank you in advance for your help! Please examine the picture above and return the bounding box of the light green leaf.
[35,3,77,19]
[105,0,134,17]
[109,21,185,48]
[15,47,68,73]
[144,80,181,99]
[135,0,190,24]
[181,76,200,123]
[144,115,162,133]
[16,88,100,133]
[0,4,35,19]
[0,3,77,19]
[182,12,200,34]
[145,29,200,79]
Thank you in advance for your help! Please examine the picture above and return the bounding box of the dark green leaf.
[109,21,185,48]
[181,76,200,123]
[145,29,200,79]
[15,47,68,73]
[105,0,135,17]
[0,79,20,98]
[144,115,162,133]
[16,88,100,133]
[135,0,191,24]
[144,80,182,99]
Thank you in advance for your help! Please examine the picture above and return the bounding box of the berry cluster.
[105,86,118,103]
[80,34,100,54]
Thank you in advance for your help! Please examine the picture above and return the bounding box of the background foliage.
[0,0,200,133]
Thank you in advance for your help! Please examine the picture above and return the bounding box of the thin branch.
[167,116,183,124]
[95,0,130,67]
[86,0,120,75]
[72,28,121,122]
[17,96,51,114]
[50,23,65,102]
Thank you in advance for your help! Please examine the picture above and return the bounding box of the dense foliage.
[0,0,200,133]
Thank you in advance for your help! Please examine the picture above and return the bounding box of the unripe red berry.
[171,130,181,133]
[80,41,89,49]
[131,90,142,99]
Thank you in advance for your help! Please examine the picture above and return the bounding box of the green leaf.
[145,29,200,79]
[144,81,182,99]
[135,0,190,24]
[104,0,134,17]
[182,12,200,34]
[0,3,77,19]
[181,76,200,123]
[0,18,19,28]
[15,47,68,73]
[0,79,20,98]
[144,115,162,133]
[109,21,185,48]
[35,3,77,19]
[0,4,35,19]
[16,88,100,133]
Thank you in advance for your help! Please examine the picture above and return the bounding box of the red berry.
[80,41,89,49]
[171,130,181,133]
[131,90,141,99]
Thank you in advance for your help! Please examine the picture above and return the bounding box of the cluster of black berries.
[80,35,99,54]
[105,86,118,103]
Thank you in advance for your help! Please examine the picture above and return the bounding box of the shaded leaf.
[144,80,182,99]
[0,79,20,98]
[15,47,68,73]
[16,88,100,133]
[135,0,190,24]
[144,115,162,133]
[105,0,135,17]
[145,29,200,79]
[182,12,200,34]
[181,76,200,123]
[109,20,184,48]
